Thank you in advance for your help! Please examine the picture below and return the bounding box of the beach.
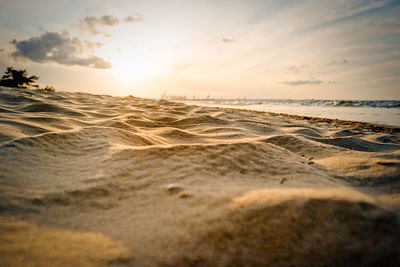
[1,86,400,266]
[181,99,400,127]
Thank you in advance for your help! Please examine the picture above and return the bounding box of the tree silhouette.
[0,66,39,88]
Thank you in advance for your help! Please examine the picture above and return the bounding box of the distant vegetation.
[0,66,55,91]
[0,67,38,88]
[40,85,56,92]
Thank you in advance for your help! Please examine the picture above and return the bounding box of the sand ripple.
[1,86,400,266]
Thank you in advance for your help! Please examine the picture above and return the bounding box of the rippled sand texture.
[1,87,400,266]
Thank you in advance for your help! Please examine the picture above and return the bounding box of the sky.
[0,0,399,99]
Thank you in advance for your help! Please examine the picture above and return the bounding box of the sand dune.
[0,86,400,266]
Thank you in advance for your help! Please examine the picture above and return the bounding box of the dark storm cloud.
[77,15,143,36]
[10,32,111,69]
[280,78,322,86]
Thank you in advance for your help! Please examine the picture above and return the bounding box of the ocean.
[182,99,400,126]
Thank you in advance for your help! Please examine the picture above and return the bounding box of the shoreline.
[180,100,400,128]
[181,102,400,134]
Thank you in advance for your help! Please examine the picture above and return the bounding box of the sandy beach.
[1,86,400,266]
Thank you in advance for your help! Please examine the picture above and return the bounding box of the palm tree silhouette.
[0,66,39,88]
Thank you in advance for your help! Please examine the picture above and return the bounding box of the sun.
[107,47,169,83]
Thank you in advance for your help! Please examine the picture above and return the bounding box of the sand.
[0,86,399,266]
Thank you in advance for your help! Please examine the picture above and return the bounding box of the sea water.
[182,99,400,126]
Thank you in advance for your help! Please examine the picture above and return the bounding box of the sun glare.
[107,47,169,83]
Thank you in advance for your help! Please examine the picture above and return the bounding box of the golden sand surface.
[0,87,399,266]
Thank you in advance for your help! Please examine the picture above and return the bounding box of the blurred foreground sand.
[1,87,399,266]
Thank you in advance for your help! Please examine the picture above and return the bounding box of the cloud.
[280,78,322,86]
[329,59,348,66]
[285,65,308,74]
[76,15,143,36]
[288,0,391,31]
[10,32,111,69]
[124,16,143,23]
[221,38,235,43]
